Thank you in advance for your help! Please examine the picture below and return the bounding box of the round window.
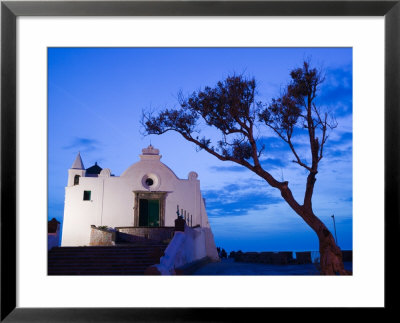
[141,173,160,190]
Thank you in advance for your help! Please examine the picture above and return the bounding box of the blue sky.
[48,47,352,253]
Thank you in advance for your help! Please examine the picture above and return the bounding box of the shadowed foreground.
[192,258,353,275]
[48,243,167,275]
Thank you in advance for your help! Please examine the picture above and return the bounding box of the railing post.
[175,204,185,232]
[174,217,185,232]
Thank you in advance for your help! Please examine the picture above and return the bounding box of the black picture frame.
[1,1,399,321]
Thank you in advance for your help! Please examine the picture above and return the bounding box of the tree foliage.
[144,63,336,176]
[144,75,259,163]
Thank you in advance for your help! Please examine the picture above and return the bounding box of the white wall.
[61,155,212,246]
[61,177,103,246]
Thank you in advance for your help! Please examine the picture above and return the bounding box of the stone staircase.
[48,242,167,275]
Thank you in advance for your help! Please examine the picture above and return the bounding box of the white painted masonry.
[61,146,214,247]
[155,224,220,274]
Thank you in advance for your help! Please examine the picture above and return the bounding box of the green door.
[139,199,160,227]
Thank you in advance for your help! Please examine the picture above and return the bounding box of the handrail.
[176,204,194,227]
[149,224,219,275]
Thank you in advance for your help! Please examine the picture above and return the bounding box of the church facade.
[61,145,214,247]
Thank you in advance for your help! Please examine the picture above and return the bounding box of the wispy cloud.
[62,137,100,153]
[210,165,247,173]
[317,64,352,117]
[203,181,282,218]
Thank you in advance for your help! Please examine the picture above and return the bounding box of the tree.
[142,61,349,275]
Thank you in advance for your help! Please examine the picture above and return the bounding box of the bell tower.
[67,152,86,187]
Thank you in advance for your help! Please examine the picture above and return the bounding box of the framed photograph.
[1,0,399,321]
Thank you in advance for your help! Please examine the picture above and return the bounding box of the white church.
[61,145,216,248]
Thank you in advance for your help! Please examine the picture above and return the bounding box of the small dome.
[86,162,102,175]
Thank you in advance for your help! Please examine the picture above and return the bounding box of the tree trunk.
[303,209,351,275]
[279,186,350,275]
[317,227,350,275]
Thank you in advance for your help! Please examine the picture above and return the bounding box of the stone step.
[49,260,158,265]
[49,257,160,264]
[48,271,147,275]
[50,254,164,258]
[51,261,155,269]
[48,244,167,276]
[49,251,164,256]
[48,245,167,252]
[48,268,149,274]
[49,253,165,258]
[49,247,166,254]
[48,255,163,262]
[49,248,165,256]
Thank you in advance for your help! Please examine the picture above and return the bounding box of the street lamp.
[331,214,338,245]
